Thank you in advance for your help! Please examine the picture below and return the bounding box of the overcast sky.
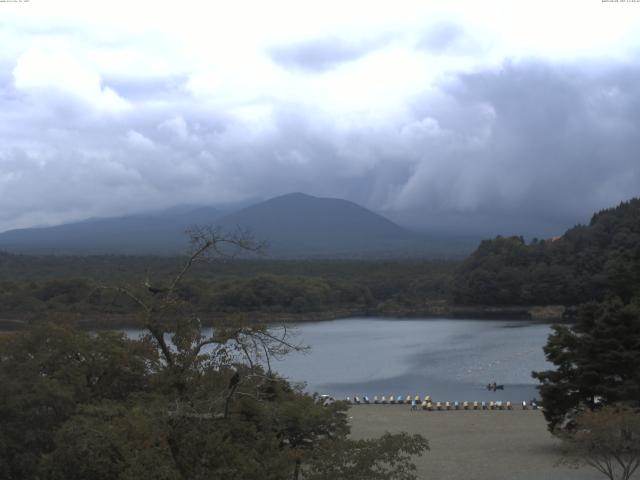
[1,0,640,236]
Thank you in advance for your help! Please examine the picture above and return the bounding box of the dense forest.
[453,198,640,307]
[0,256,454,325]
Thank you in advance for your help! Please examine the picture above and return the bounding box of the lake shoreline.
[0,304,566,331]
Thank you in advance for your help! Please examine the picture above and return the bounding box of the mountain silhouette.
[0,193,474,257]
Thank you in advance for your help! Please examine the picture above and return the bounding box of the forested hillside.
[453,198,640,306]
[0,256,454,324]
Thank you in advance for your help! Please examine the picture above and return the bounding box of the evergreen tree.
[532,297,640,431]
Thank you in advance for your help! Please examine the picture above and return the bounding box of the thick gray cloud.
[1,43,640,238]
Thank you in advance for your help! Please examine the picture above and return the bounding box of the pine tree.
[532,296,640,431]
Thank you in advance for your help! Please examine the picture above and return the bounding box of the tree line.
[0,256,454,322]
[453,198,640,306]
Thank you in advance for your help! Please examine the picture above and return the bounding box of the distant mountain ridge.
[0,207,222,255]
[0,193,474,257]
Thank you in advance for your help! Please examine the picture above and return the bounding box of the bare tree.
[558,405,640,480]
[102,226,303,405]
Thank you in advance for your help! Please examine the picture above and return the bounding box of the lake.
[125,317,554,403]
[269,317,553,402]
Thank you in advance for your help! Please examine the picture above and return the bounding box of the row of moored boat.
[344,395,540,410]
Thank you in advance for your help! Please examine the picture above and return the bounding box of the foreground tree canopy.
[0,228,428,480]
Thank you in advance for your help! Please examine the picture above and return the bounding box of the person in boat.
[486,381,505,391]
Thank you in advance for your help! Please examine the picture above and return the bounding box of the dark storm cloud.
[2,50,640,238]
[391,59,640,236]
[268,36,388,71]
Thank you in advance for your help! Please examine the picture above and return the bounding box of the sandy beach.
[349,405,606,480]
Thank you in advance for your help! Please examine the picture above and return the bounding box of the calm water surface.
[125,317,553,403]
[270,317,553,402]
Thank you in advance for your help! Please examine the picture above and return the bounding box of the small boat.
[486,383,505,392]
[506,401,512,410]
[473,401,479,410]
[354,396,361,404]
[346,396,352,404]
[522,401,528,410]
[463,401,469,410]
[405,395,412,404]
[363,396,370,404]
[481,401,487,410]
[436,401,442,410]
[414,395,421,403]
[454,401,460,410]
[389,396,396,404]
[445,401,451,410]
[381,395,387,404]
[373,395,379,404]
